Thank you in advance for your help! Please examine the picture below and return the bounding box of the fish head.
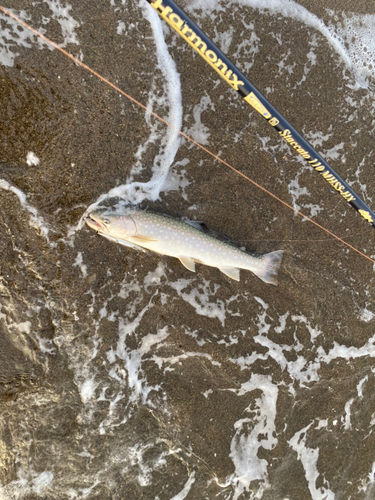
[86,209,138,238]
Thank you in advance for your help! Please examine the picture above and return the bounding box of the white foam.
[289,423,335,500]
[327,12,375,88]
[203,388,213,398]
[277,48,296,76]
[358,462,375,494]
[350,157,372,203]
[186,0,226,14]
[143,262,167,289]
[217,334,239,346]
[305,129,334,149]
[292,314,322,341]
[232,29,260,71]
[0,469,54,497]
[74,2,183,234]
[112,443,172,489]
[357,375,368,398]
[42,1,80,46]
[0,9,33,67]
[115,315,170,403]
[57,320,103,424]
[35,332,56,355]
[315,419,328,430]
[184,93,215,145]
[288,171,310,211]
[187,0,375,87]
[288,166,323,218]
[224,374,278,499]
[0,179,51,241]
[117,20,126,34]
[291,35,318,88]
[80,378,97,404]
[26,151,40,166]
[214,25,234,54]
[67,480,100,499]
[170,472,196,500]
[169,278,227,326]
[0,311,42,367]
[73,252,88,277]
[230,301,324,385]
[0,3,80,67]
[324,142,345,161]
[160,158,191,201]
[343,398,354,430]
[152,351,220,372]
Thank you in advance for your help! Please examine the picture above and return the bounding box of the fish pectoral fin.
[100,234,146,252]
[178,256,196,272]
[183,219,207,231]
[132,234,158,242]
[117,239,147,252]
[218,266,240,281]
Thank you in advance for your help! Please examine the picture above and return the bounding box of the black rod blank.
[147,0,375,228]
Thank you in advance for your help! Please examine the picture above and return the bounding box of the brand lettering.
[205,50,216,61]
[278,129,356,204]
[310,164,355,203]
[215,58,227,73]
[279,129,310,159]
[189,33,207,52]
[244,92,272,119]
[150,0,245,90]
[169,13,184,29]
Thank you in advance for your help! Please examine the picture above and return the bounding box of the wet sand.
[1,0,375,498]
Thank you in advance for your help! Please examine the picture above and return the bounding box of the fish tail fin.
[256,250,284,286]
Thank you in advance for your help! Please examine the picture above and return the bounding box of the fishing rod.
[147,0,375,229]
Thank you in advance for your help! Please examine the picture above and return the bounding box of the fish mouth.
[86,213,106,232]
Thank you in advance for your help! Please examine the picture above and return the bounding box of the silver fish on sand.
[86,207,284,285]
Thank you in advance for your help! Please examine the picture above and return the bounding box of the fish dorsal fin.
[178,256,196,272]
[100,234,146,252]
[132,234,158,242]
[218,266,240,281]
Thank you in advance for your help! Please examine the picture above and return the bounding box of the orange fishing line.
[1,5,373,265]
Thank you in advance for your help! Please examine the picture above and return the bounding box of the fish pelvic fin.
[178,256,196,272]
[218,266,240,281]
[256,250,284,286]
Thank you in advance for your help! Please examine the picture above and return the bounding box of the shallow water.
[1,0,375,499]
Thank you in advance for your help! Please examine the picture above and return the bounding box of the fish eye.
[103,217,111,225]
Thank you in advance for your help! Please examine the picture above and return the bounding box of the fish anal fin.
[219,266,240,281]
[178,256,196,272]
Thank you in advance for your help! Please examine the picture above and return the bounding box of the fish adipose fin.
[178,256,196,272]
[256,250,284,286]
[219,266,240,281]
[100,234,146,253]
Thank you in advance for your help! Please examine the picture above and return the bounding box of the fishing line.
[0,5,374,265]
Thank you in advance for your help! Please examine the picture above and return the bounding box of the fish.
[86,207,284,285]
